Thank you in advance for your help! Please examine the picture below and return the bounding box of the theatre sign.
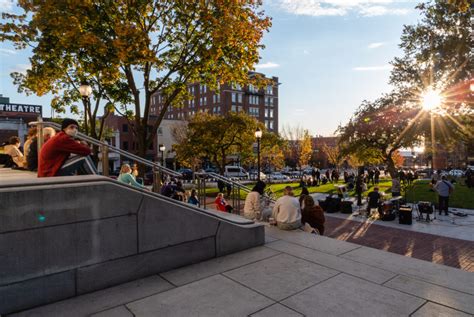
[0,103,42,115]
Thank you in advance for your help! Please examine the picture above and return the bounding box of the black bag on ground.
[318,200,327,211]
[340,201,353,214]
[325,196,341,213]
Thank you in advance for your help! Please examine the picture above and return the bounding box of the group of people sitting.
[2,118,96,176]
[241,181,326,235]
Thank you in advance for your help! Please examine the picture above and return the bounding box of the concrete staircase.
[0,169,264,314]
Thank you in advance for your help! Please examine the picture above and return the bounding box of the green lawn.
[204,177,474,209]
[405,179,474,209]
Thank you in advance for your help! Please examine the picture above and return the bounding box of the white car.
[269,172,290,181]
[448,169,464,177]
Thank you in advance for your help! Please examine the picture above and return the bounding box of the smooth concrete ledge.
[0,176,264,315]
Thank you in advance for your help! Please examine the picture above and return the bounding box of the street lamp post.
[78,83,93,134]
[159,144,166,167]
[255,128,262,181]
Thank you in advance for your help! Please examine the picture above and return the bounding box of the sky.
[0,0,423,136]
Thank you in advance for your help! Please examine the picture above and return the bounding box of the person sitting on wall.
[243,180,267,220]
[272,186,301,230]
[4,136,25,168]
[188,189,200,207]
[27,127,56,171]
[117,163,146,189]
[215,192,232,212]
[38,118,97,177]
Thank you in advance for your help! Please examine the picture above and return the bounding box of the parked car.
[224,166,249,179]
[269,172,290,181]
[249,170,267,180]
[177,168,193,180]
[448,169,464,177]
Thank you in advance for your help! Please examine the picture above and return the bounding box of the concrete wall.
[0,176,264,314]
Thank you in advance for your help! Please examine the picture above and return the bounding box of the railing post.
[37,116,44,153]
[101,144,109,176]
[153,167,162,193]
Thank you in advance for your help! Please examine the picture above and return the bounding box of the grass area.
[405,179,474,209]
[204,177,474,209]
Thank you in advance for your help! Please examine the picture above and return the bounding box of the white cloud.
[0,48,17,55]
[254,62,280,69]
[368,42,385,49]
[274,0,410,17]
[359,5,409,16]
[10,63,30,74]
[353,64,392,71]
[0,0,16,11]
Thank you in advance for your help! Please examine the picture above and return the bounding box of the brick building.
[311,136,339,168]
[0,95,42,145]
[150,72,279,133]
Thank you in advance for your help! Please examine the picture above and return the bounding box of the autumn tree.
[338,92,421,178]
[299,130,313,168]
[389,1,473,144]
[172,112,261,174]
[1,1,271,162]
[260,133,286,172]
[321,144,343,168]
[281,125,313,169]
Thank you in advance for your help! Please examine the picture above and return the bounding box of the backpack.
[443,181,454,194]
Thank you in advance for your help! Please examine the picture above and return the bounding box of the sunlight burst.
[421,89,443,111]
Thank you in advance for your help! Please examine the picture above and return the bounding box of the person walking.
[434,175,454,216]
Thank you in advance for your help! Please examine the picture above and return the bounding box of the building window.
[265,120,269,129]
[213,93,220,104]
[122,124,128,132]
[249,107,259,117]
[231,93,237,103]
[237,93,242,103]
[123,141,129,151]
[248,84,258,93]
[200,84,207,94]
[232,83,241,90]
[269,109,273,118]
[249,95,259,105]
[266,85,273,95]
[269,120,274,129]
[265,109,268,117]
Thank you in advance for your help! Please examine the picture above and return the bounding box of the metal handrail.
[197,171,276,203]
[29,120,182,178]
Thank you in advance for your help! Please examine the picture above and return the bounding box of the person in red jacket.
[38,118,96,177]
[214,193,228,212]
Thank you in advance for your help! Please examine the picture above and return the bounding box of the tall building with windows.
[150,72,279,133]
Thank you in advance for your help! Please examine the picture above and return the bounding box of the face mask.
[65,128,78,137]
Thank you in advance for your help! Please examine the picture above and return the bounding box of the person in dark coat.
[302,195,325,235]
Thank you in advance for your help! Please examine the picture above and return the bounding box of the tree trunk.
[386,156,397,178]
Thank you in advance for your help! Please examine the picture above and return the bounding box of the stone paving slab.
[223,253,338,301]
[282,273,426,317]
[126,275,273,316]
[90,305,134,317]
[250,303,303,317]
[341,246,474,295]
[265,225,360,255]
[412,302,472,317]
[384,275,474,314]
[265,240,396,284]
[12,275,174,317]
[161,246,280,286]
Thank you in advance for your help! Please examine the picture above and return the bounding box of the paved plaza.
[12,225,474,317]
